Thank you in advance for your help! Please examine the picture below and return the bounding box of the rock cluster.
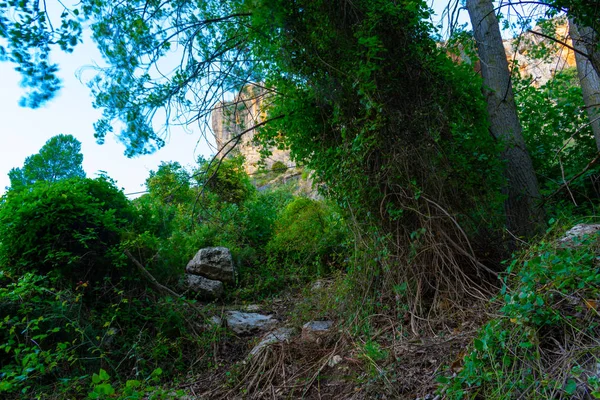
[182,247,235,299]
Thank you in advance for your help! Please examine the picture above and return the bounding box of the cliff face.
[502,24,576,86]
[211,85,291,175]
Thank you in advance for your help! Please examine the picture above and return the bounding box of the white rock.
[184,274,224,299]
[558,224,600,248]
[301,320,333,342]
[226,311,278,335]
[186,247,235,283]
[249,327,294,356]
[328,355,343,367]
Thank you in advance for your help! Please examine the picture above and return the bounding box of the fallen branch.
[125,249,182,298]
[124,250,207,317]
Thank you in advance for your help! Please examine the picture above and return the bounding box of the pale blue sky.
[0,34,212,195]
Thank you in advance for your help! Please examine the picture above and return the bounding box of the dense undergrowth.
[1,1,600,399]
[442,223,600,399]
[0,156,349,398]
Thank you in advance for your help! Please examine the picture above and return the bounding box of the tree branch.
[125,249,182,298]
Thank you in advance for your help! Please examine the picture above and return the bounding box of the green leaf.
[565,379,577,395]
[474,339,485,351]
[94,383,115,395]
[126,380,141,388]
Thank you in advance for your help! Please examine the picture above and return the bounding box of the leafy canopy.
[8,134,86,190]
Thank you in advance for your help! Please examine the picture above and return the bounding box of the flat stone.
[249,327,294,356]
[184,274,224,299]
[225,311,278,335]
[301,320,333,342]
[186,247,235,283]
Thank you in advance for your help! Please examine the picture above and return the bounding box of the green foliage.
[0,177,131,282]
[8,134,86,190]
[248,0,505,316]
[515,68,599,208]
[231,197,350,296]
[239,186,295,249]
[0,268,218,398]
[0,2,82,107]
[197,156,255,204]
[267,198,348,275]
[271,161,287,172]
[443,223,600,399]
[146,161,193,204]
[0,273,82,396]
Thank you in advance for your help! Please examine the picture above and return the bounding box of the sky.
[0,37,212,196]
[0,1,482,197]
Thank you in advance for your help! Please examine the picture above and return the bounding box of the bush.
[0,177,132,283]
[197,156,255,204]
[266,198,348,277]
[515,68,599,208]
[145,161,193,204]
[442,223,600,399]
[0,270,219,398]
[271,161,287,172]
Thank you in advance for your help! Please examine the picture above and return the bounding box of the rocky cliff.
[211,85,291,175]
[502,23,576,86]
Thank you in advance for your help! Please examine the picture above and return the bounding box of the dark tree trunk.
[467,0,544,239]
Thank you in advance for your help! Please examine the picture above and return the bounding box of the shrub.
[0,177,132,283]
[197,156,255,204]
[145,161,193,204]
[266,198,348,277]
[271,161,287,172]
[442,223,600,399]
[515,68,599,208]
[240,186,295,248]
[0,270,219,398]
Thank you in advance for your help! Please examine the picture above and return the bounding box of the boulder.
[184,274,224,299]
[225,311,278,335]
[558,224,600,248]
[249,327,294,356]
[301,320,333,342]
[186,247,235,283]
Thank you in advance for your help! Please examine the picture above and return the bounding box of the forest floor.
[176,287,488,400]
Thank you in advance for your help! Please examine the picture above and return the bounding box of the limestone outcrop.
[182,246,236,299]
[502,23,576,86]
[212,85,292,175]
[186,247,235,283]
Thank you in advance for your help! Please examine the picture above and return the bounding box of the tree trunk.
[573,23,600,79]
[570,19,600,150]
[466,0,544,239]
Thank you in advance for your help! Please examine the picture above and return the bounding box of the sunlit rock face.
[502,23,576,86]
[447,22,576,86]
[212,85,292,175]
